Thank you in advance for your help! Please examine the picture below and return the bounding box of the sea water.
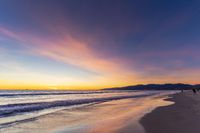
[0,90,177,132]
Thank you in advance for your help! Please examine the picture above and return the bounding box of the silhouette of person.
[192,88,197,94]
[181,89,183,93]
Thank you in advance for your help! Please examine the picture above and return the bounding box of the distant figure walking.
[192,88,197,94]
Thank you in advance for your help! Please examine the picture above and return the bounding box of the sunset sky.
[0,0,200,90]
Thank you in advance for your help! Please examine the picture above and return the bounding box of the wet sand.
[140,91,200,133]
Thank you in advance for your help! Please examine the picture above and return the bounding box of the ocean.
[0,90,177,133]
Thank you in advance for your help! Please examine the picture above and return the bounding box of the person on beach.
[181,89,183,93]
[192,88,197,94]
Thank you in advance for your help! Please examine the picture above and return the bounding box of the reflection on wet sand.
[84,96,173,133]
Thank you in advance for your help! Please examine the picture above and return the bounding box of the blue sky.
[0,0,200,89]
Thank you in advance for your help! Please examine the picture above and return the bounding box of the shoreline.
[116,92,176,133]
[140,91,200,133]
[0,91,176,133]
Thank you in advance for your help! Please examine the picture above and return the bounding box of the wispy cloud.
[0,26,139,88]
[0,0,200,89]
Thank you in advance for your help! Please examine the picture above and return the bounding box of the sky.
[0,0,200,90]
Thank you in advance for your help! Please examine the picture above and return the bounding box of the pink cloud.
[0,26,140,86]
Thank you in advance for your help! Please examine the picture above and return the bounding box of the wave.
[0,90,128,97]
[0,93,154,118]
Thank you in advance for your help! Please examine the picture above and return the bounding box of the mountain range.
[104,83,200,90]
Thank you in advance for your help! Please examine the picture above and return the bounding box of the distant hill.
[104,83,200,90]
